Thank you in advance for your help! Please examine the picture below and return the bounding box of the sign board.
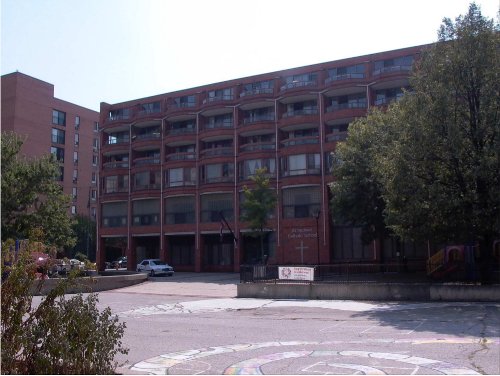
[278,266,315,281]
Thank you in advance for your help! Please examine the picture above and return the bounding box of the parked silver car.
[136,259,174,277]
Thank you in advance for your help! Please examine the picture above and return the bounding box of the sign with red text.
[278,266,315,281]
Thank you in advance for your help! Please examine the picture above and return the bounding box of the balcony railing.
[105,138,129,145]
[134,183,161,191]
[204,95,234,104]
[200,147,233,158]
[201,176,234,184]
[326,132,347,142]
[137,108,162,117]
[282,108,318,118]
[103,187,128,194]
[281,136,319,147]
[133,157,161,166]
[166,152,196,161]
[243,114,275,124]
[132,214,160,226]
[240,142,276,153]
[204,121,233,130]
[326,102,367,112]
[325,73,364,84]
[280,80,317,91]
[200,209,233,222]
[282,168,321,177]
[373,65,412,75]
[102,216,127,228]
[103,161,129,170]
[167,180,196,188]
[240,88,274,97]
[134,132,161,141]
[167,127,196,136]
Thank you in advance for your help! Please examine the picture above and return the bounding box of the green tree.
[1,239,128,374]
[377,4,499,250]
[1,132,76,248]
[241,168,278,262]
[68,215,97,260]
[330,108,397,254]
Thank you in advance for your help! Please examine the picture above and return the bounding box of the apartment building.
[1,72,99,222]
[98,44,429,272]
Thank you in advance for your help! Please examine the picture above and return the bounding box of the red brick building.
[97,44,429,272]
[1,72,99,223]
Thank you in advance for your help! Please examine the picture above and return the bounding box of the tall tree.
[1,132,76,248]
[241,168,278,262]
[377,3,499,248]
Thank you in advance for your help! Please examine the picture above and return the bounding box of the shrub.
[1,239,128,374]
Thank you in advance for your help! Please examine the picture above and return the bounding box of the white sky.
[1,0,498,112]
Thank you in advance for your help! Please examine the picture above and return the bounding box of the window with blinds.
[201,193,233,222]
[282,186,321,218]
[102,202,128,227]
[132,199,160,226]
[165,196,195,224]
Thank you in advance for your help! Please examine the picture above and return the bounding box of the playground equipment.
[427,244,479,281]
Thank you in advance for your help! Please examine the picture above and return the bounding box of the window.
[200,193,233,222]
[374,88,406,105]
[282,186,321,218]
[51,128,65,144]
[71,206,77,215]
[201,163,234,183]
[52,110,66,126]
[281,154,320,176]
[373,55,414,75]
[169,120,195,135]
[134,171,161,190]
[93,138,98,150]
[106,131,129,145]
[91,189,97,201]
[327,94,367,111]
[239,158,275,180]
[327,64,364,81]
[165,196,195,224]
[50,146,64,162]
[241,80,274,96]
[243,107,274,124]
[74,133,79,146]
[94,122,99,132]
[73,151,78,164]
[284,100,318,117]
[207,88,233,102]
[139,101,161,114]
[167,167,196,187]
[206,113,233,129]
[102,202,127,227]
[132,199,160,226]
[75,116,80,128]
[281,73,317,90]
[104,175,128,193]
[56,166,64,181]
[91,207,96,218]
[72,187,77,200]
[109,108,130,120]
[73,169,78,182]
[92,155,98,166]
[91,172,96,184]
[174,95,196,108]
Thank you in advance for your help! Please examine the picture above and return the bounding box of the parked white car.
[136,259,174,277]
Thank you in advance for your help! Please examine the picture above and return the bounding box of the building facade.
[1,72,99,223]
[97,44,429,272]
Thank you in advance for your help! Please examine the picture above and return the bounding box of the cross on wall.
[295,241,309,264]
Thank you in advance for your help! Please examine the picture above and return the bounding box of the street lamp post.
[314,210,321,265]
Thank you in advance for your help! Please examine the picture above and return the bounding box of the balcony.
[166,152,196,162]
[134,183,161,191]
[326,102,367,112]
[103,161,129,170]
[167,126,196,136]
[240,87,274,97]
[201,176,234,184]
[325,73,364,84]
[165,212,195,225]
[326,132,348,143]
[203,94,234,104]
[133,132,161,142]
[373,65,412,76]
[243,114,275,125]
[240,142,275,153]
[200,147,233,158]
[281,136,319,148]
[282,168,321,177]
[282,108,318,118]
[203,120,233,130]
[133,156,161,167]
[280,80,317,92]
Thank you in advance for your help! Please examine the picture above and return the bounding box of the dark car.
[112,256,127,269]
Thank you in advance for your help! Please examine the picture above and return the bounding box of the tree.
[241,168,278,262]
[330,108,397,253]
[377,4,499,249]
[1,238,128,374]
[1,132,76,248]
[68,215,97,260]
[330,3,499,281]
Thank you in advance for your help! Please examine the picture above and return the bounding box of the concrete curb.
[237,282,500,302]
[31,273,148,295]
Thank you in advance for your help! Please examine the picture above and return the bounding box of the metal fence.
[240,262,498,284]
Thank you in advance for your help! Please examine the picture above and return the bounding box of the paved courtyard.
[37,273,500,375]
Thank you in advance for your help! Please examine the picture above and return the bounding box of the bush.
[1,239,128,374]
